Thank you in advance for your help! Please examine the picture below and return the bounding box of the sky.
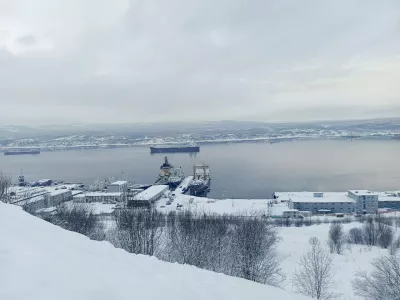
[0,0,399,125]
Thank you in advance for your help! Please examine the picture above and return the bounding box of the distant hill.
[1,117,399,139]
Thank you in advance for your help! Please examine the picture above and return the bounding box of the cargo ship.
[150,143,200,153]
[189,163,211,196]
[4,149,40,155]
[154,156,185,189]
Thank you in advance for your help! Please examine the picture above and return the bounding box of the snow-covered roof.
[0,201,311,300]
[109,181,128,186]
[289,194,355,203]
[274,191,347,200]
[73,194,86,198]
[71,190,83,196]
[49,189,72,196]
[348,190,380,196]
[379,196,400,202]
[85,192,123,197]
[134,185,168,201]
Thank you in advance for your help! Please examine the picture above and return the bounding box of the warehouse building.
[107,181,128,193]
[83,192,124,204]
[378,194,400,210]
[287,190,381,215]
[288,192,355,214]
[128,185,168,208]
[348,190,379,214]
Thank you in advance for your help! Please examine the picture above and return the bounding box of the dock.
[174,176,193,194]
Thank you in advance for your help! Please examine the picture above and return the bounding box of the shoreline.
[1,135,399,153]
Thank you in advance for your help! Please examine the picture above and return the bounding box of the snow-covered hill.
[0,202,309,300]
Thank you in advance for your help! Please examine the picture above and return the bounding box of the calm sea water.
[1,140,400,199]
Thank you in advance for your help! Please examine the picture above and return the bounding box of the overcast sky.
[0,0,399,125]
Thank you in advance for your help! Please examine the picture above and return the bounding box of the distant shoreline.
[1,135,398,153]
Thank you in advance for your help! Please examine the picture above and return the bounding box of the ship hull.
[4,150,40,155]
[189,179,211,196]
[168,179,183,189]
[150,146,200,153]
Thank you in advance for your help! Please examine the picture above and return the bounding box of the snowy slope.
[0,202,310,300]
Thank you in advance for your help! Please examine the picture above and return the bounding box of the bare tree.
[0,172,12,203]
[114,208,164,256]
[353,255,400,300]
[347,227,364,245]
[49,203,101,239]
[328,222,345,254]
[378,224,394,249]
[231,217,284,286]
[363,217,378,246]
[293,237,338,300]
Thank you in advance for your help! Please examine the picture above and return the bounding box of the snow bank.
[0,202,310,300]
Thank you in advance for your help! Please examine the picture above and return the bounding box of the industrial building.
[83,192,124,204]
[378,193,400,210]
[128,185,168,208]
[348,190,379,214]
[288,192,355,214]
[10,186,73,211]
[286,190,381,215]
[107,181,128,193]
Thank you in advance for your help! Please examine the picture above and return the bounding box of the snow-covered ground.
[156,194,358,222]
[157,193,271,216]
[0,201,311,300]
[277,223,390,300]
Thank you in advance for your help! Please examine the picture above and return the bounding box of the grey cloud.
[0,0,400,125]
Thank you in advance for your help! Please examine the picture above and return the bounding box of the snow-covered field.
[0,202,311,300]
[157,193,271,216]
[277,223,390,300]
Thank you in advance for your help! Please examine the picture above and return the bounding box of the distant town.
[1,118,399,152]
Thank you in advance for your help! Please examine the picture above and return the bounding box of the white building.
[46,190,72,207]
[133,185,168,202]
[84,192,124,204]
[288,192,356,214]
[128,185,168,207]
[107,181,128,193]
[348,190,379,214]
[10,186,72,211]
[73,194,86,203]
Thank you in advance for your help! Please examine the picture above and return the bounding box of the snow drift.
[0,202,309,300]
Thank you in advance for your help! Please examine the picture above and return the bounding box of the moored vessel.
[154,156,185,189]
[4,149,40,155]
[150,143,200,153]
[189,163,211,196]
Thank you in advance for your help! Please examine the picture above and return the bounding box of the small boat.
[189,163,211,196]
